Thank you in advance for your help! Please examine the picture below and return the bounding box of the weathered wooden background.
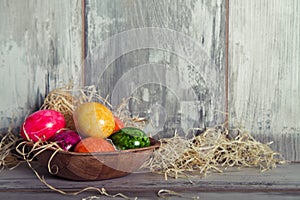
[0,0,82,129]
[0,0,299,161]
[228,0,300,161]
[84,0,226,138]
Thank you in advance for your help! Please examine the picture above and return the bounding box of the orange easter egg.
[74,137,116,153]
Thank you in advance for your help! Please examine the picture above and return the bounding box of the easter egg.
[74,137,116,153]
[20,109,66,142]
[113,116,125,133]
[73,102,115,138]
[109,127,150,150]
[50,130,81,151]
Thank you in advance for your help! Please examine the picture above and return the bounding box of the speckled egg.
[73,102,115,138]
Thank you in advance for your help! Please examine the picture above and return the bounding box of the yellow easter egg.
[74,102,115,138]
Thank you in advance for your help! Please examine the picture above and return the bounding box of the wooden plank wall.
[84,0,226,138]
[228,0,300,161]
[0,0,82,131]
[0,0,299,161]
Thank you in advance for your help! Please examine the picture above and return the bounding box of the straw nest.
[1,86,285,179]
[39,85,146,131]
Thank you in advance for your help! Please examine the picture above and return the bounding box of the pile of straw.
[40,86,76,130]
[143,126,285,179]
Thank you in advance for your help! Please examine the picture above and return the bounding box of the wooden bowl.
[32,138,160,181]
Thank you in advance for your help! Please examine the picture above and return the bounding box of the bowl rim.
[27,137,160,156]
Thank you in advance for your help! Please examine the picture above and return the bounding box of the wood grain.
[0,0,82,132]
[84,0,227,138]
[0,163,299,199]
[0,191,300,200]
[228,0,300,161]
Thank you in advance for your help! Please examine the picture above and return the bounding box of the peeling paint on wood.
[84,0,226,138]
[0,0,82,131]
[228,0,300,161]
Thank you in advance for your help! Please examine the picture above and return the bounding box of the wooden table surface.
[0,162,300,200]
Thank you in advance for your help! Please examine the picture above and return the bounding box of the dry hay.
[0,130,21,171]
[143,126,286,179]
[40,85,146,131]
[40,85,114,131]
[40,86,76,130]
[113,97,147,130]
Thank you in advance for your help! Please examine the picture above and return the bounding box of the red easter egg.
[113,116,125,133]
[20,109,66,142]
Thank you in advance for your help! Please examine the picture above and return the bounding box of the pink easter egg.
[20,109,66,142]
